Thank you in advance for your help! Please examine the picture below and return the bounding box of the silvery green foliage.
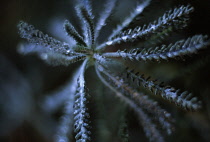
[17,0,210,141]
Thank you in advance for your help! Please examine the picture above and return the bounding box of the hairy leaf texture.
[40,53,86,66]
[95,63,170,142]
[73,60,91,142]
[102,35,209,62]
[125,68,202,110]
[98,4,194,49]
[95,0,117,40]
[64,20,87,47]
[17,0,209,142]
[107,0,151,40]
[17,21,72,55]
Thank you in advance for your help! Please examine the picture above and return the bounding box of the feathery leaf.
[17,21,72,55]
[95,0,117,40]
[95,63,168,142]
[102,35,209,62]
[108,0,151,40]
[76,5,95,46]
[17,1,209,141]
[40,53,86,66]
[73,60,91,142]
[64,20,87,47]
[126,68,202,110]
[100,5,193,47]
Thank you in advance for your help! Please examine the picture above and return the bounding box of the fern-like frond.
[95,63,168,142]
[136,106,165,142]
[142,25,173,47]
[108,0,151,40]
[64,20,87,47]
[79,0,92,14]
[18,42,85,66]
[99,63,173,133]
[74,60,91,142]
[99,5,193,48]
[73,45,93,54]
[95,0,117,40]
[17,0,209,141]
[40,53,86,66]
[125,68,202,110]
[51,60,89,142]
[17,21,72,55]
[41,62,86,113]
[76,5,95,46]
[97,0,151,50]
[130,35,209,61]
[102,35,209,62]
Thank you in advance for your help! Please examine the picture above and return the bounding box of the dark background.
[0,0,210,142]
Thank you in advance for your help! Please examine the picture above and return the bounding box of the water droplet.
[98,65,104,72]
[40,53,48,60]
[106,41,113,45]
[136,6,143,12]
[122,36,128,41]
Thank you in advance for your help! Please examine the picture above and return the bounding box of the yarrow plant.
[17,0,210,141]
